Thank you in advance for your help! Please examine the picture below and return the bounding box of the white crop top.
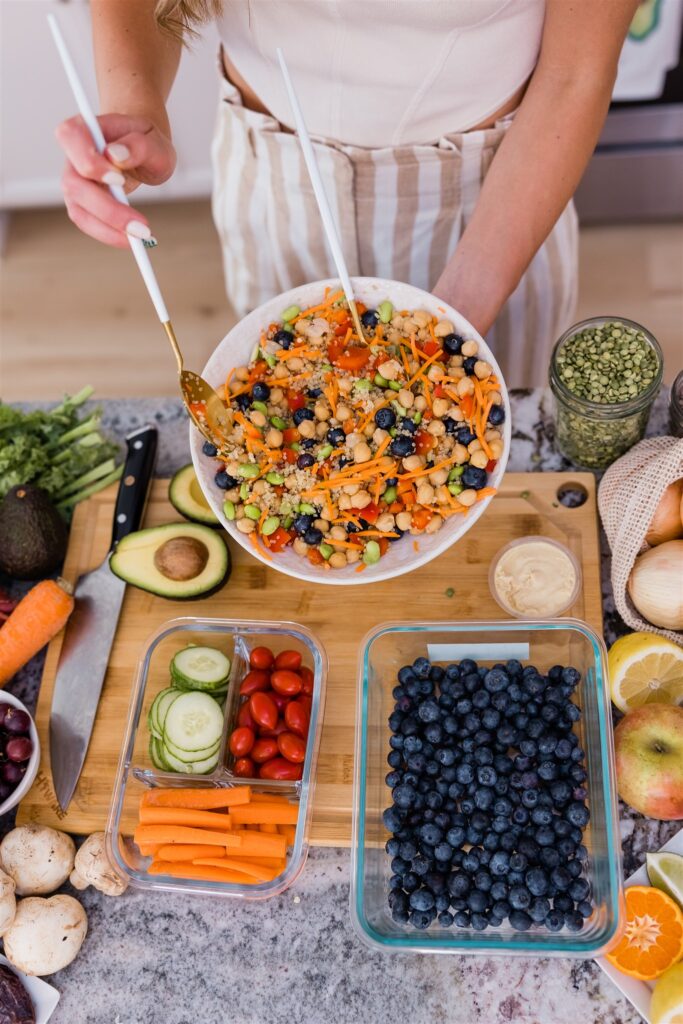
[219,0,546,148]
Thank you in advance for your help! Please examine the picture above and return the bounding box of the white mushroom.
[0,824,75,895]
[3,895,87,976]
[69,833,127,896]
[0,868,16,935]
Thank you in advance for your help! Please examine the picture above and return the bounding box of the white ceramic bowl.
[190,277,511,585]
[0,692,40,817]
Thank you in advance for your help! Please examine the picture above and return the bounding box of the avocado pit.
[153,536,209,581]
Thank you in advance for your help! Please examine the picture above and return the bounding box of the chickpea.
[474,360,492,380]
[427,419,445,437]
[396,511,413,531]
[314,401,330,421]
[436,485,451,504]
[413,309,431,328]
[345,546,361,565]
[363,422,375,438]
[434,319,454,338]
[337,378,353,394]
[461,339,478,358]
[252,480,267,495]
[398,389,414,408]
[456,376,475,398]
[269,387,284,405]
[379,359,401,381]
[468,439,482,454]
[287,357,304,372]
[403,454,424,472]
[345,432,363,449]
[402,318,418,334]
[274,364,289,380]
[336,404,352,421]
[386,328,401,344]
[489,438,504,459]
[414,395,427,412]
[427,365,444,383]
[265,428,283,448]
[343,482,360,495]
[376,512,396,532]
[432,398,450,419]
[234,505,245,520]
[373,427,389,446]
[458,488,477,507]
[315,421,328,438]
[390,315,405,329]
[449,366,465,380]
[226,460,240,476]
[329,552,348,569]
[354,441,372,464]
[338,493,353,510]
[379,455,395,470]
[235,366,250,382]
[313,518,330,534]
[470,450,489,469]
[293,537,308,556]
[416,483,435,505]
[429,468,449,486]
[425,516,443,534]
[485,429,501,441]
[298,419,316,439]
[441,435,454,452]
[351,490,372,509]
[236,518,255,534]
[451,407,465,422]
[284,476,298,490]
[320,505,337,522]
[453,443,469,464]
[225,488,240,502]
[449,354,464,369]
[489,390,503,406]
[329,525,348,541]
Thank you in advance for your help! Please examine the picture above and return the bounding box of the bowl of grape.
[0,694,39,817]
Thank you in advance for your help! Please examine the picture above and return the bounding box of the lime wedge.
[647,852,683,909]
[651,962,683,1024]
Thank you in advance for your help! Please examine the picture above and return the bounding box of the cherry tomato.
[240,669,271,697]
[237,701,256,730]
[414,429,435,456]
[271,691,290,712]
[249,691,278,731]
[258,718,289,738]
[251,737,279,764]
[229,726,255,758]
[286,391,306,412]
[285,700,309,738]
[278,732,306,763]
[275,649,302,672]
[299,666,314,696]
[250,646,275,670]
[233,757,255,778]
[258,757,303,781]
[271,669,303,697]
[266,527,293,553]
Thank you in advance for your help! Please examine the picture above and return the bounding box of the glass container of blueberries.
[351,620,623,956]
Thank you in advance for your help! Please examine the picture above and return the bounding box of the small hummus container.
[488,536,582,619]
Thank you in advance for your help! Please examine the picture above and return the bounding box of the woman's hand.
[56,112,177,247]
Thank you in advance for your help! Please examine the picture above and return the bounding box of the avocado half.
[109,522,230,599]
[169,465,219,527]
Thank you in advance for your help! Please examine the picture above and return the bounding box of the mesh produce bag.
[598,436,683,643]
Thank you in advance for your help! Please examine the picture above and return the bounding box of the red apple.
[614,704,683,820]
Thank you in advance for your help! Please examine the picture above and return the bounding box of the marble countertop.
[4,388,678,1024]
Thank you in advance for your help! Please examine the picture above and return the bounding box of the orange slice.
[606,886,683,981]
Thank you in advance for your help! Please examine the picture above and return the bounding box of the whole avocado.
[0,484,68,580]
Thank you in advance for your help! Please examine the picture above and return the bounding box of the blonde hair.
[155,0,224,39]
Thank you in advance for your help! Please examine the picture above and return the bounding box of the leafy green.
[0,387,120,517]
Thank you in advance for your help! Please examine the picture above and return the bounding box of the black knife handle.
[110,424,158,550]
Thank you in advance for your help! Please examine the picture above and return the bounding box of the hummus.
[493,539,578,617]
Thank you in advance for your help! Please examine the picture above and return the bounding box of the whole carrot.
[0,578,74,686]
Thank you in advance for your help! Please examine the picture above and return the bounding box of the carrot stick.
[231,831,286,858]
[155,844,224,862]
[249,793,292,805]
[230,804,298,827]
[278,824,297,847]
[133,825,242,848]
[148,861,257,884]
[259,823,279,834]
[136,843,162,857]
[141,787,251,809]
[0,578,74,686]
[192,858,280,882]
[222,855,285,868]
[138,806,234,830]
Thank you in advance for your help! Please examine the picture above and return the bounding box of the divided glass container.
[351,620,623,956]
[106,617,327,899]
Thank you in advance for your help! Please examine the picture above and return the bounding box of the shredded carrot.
[412,540,420,552]
[355,562,368,573]
[328,538,363,550]
[249,532,273,561]
[295,289,344,319]
[476,487,497,501]
[356,530,399,538]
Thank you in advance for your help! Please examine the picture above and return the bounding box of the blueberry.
[535,827,555,847]
[521,790,539,809]
[497,724,516,746]
[461,356,477,375]
[512,807,529,826]
[400,417,417,434]
[446,826,467,849]
[550,781,572,805]
[471,912,489,931]
[474,747,493,766]
[554,894,573,913]
[375,407,396,431]
[436,748,456,767]
[251,381,270,402]
[565,911,584,932]
[566,802,590,828]
[474,871,493,893]
[562,667,581,688]
[419,823,443,847]
[485,402,505,426]
[214,469,237,490]
[361,308,379,328]
[390,434,416,458]
[539,847,561,871]
[438,910,454,928]
[577,899,593,918]
[456,763,475,785]
[529,897,550,923]
[391,856,410,877]
[448,872,470,898]
[393,784,418,809]
[434,842,453,862]
[509,910,532,931]
[462,851,481,874]
[425,791,443,811]
[297,453,315,469]
[525,867,548,896]
[555,738,574,760]
[424,871,447,894]
[292,406,315,426]
[454,910,470,927]
[569,877,590,902]
[531,807,553,827]
[412,657,431,679]
[483,668,508,694]
[235,393,251,412]
[467,890,488,913]
[202,440,218,457]
[474,788,495,811]
[477,766,497,788]
[387,750,403,769]
[326,426,346,446]
[412,854,432,877]
[382,807,405,832]
[409,909,435,930]
[442,333,464,355]
[550,867,572,891]
[527,718,545,739]
[508,885,531,911]
[492,899,511,921]
[273,329,292,348]
[490,881,509,902]
[544,910,564,932]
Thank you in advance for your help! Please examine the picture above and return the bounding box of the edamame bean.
[319,542,334,560]
[448,466,464,481]
[223,500,236,520]
[378,300,393,323]
[299,502,316,514]
[383,485,397,504]
[317,444,333,460]
[261,516,280,536]
[239,483,249,500]
[374,373,389,388]
[252,400,268,414]
[413,411,423,425]
[282,304,300,322]
[238,464,260,478]
[448,483,463,496]
[363,540,381,565]
[244,504,261,520]
[388,380,401,392]
[354,378,372,390]
[271,415,287,430]
[266,472,285,485]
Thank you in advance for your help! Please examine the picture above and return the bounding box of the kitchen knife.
[50,424,158,811]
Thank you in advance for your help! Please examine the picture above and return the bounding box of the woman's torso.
[219,0,546,148]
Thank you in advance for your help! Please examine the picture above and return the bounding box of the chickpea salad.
[203,290,506,571]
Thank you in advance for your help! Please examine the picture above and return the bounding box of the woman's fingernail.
[102,170,125,187]
[126,220,152,240]
[107,143,130,163]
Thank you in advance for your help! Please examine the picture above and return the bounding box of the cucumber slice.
[163,691,224,752]
[161,745,220,775]
[163,735,221,763]
[149,736,171,771]
[170,646,231,691]
[150,687,179,735]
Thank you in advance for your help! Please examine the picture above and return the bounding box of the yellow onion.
[646,479,683,546]
[628,539,683,630]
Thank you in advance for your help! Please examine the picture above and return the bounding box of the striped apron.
[211,71,578,388]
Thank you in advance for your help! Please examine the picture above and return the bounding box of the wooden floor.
[1,202,681,401]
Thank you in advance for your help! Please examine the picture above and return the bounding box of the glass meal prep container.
[351,620,623,956]
[106,617,327,900]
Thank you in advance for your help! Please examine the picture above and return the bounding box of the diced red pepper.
[282,427,300,445]
[360,502,379,525]
[486,459,497,473]
[422,340,443,358]
[307,548,325,566]
[287,392,306,412]
[282,448,297,464]
[265,527,293,553]
[414,429,435,456]
[327,341,371,372]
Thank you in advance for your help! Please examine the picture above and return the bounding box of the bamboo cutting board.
[19,473,602,845]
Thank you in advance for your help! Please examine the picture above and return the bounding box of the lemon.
[648,852,683,909]
[651,962,683,1024]
[608,633,683,713]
